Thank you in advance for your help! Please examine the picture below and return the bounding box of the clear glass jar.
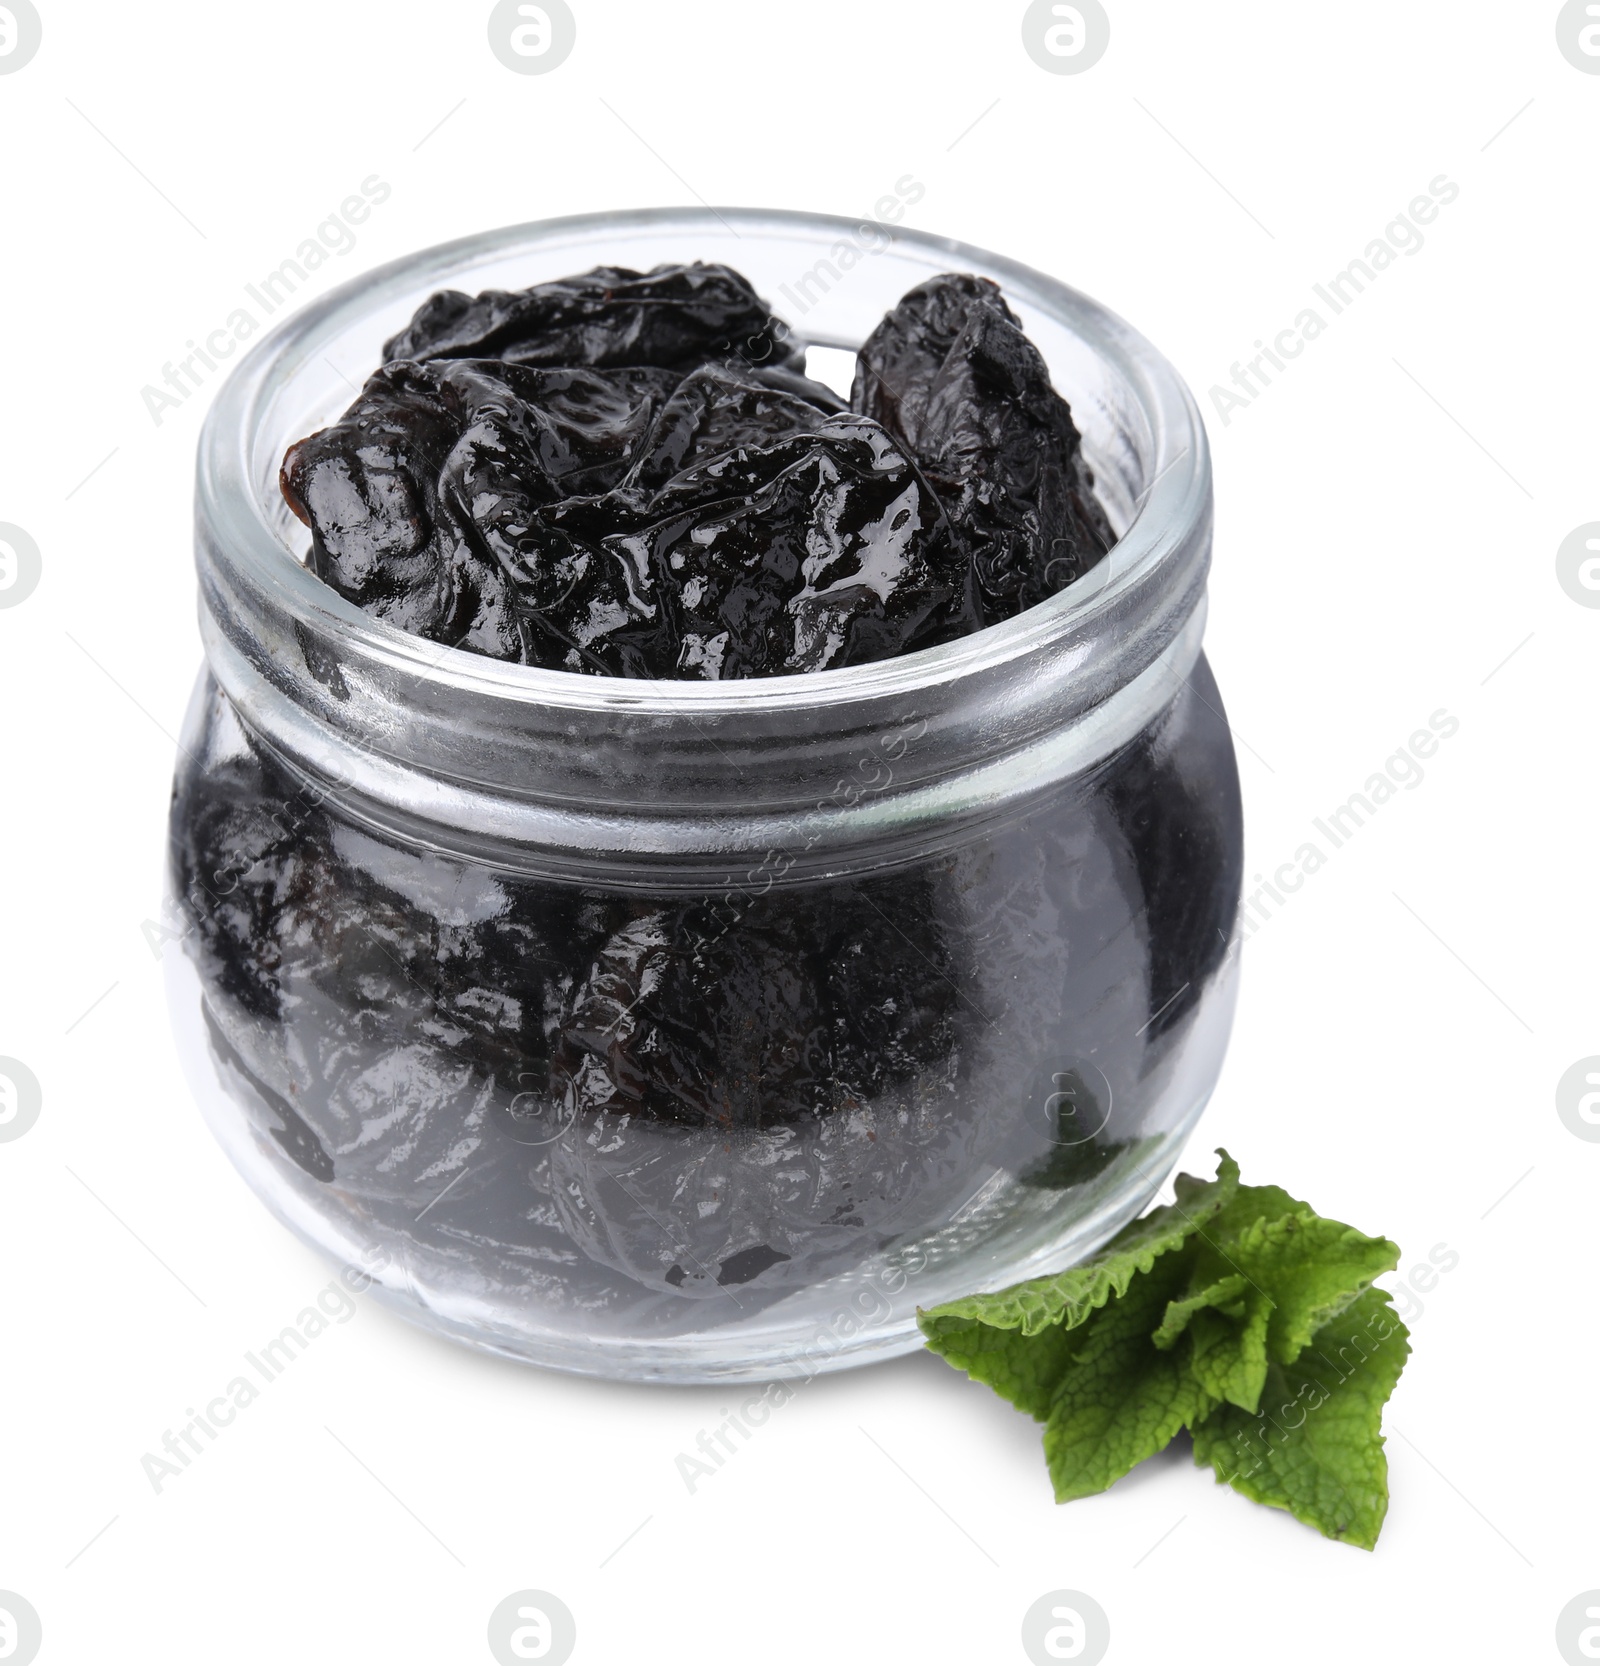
[166,209,1241,1383]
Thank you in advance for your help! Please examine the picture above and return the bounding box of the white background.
[1,2,1595,1662]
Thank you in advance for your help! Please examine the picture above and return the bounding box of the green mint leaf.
[1190,1286,1410,1550]
[1152,1273,1250,1346]
[1042,1254,1214,1501]
[921,1148,1239,1339]
[1193,1188,1401,1367]
[1151,1184,1400,1413]
[913,1302,1080,1423]
[917,1151,1239,1419]
[1246,1211,1400,1366]
[1016,1134,1133,1191]
[1182,1289,1275,1412]
[919,1149,1409,1545]
[1150,1271,1272,1411]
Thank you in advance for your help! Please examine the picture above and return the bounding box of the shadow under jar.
[167,209,1243,1383]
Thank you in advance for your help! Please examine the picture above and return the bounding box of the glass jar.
[166,209,1242,1384]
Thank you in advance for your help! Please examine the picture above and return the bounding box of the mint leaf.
[924,1149,1239,1337]
[919,1150,1411,1546]
[1190,1286,1410,1549]
[1182,1288,1275,1412]
[1189,1189,1400,1366]
[1152,1273,1250,1346]
[914,1302,1079,1423]
[918,1151,1238,1419]
[1043,1254,1214,1500]
[1150,1186,1400,1413]
[1247,1212,1399,1366]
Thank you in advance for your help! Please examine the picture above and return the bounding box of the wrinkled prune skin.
[282,263,1111,678]
[853,273,1115,616]
[540,883,976,1292]
[549,885,960,1132]
[281,358,687,658]
[381,261,805,373]
[535,412,965,677]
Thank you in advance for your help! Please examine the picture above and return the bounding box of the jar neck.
[197,585,1209,876]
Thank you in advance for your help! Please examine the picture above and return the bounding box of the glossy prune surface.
[281,265,1113,677]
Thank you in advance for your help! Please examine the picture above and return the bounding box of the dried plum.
[537,412,963,677]
[381,261,803,373]
[282,261,1112,678]
[853,272,1114,617]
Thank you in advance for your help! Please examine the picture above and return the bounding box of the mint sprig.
[918,1150,1409,1548]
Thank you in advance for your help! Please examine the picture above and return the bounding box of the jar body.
[173,207,1241,1381]
[166,657,1241,1382]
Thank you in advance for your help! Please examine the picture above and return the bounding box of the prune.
[282,261,1111,678]
[382,261,804,373]
[541,881,976,1292]
[536,412,964,677]
[617,360,843,495]
[281,358,686,658]
[853,273,1115,618]
[1100,661,1245,1043]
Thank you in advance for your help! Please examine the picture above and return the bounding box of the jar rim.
[192,207,1214,859]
